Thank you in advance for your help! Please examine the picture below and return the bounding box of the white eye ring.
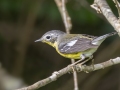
[46,36,51,40]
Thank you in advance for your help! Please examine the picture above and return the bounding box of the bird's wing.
[58,35,98,54]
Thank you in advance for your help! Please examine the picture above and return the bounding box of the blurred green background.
[0,0,120,90]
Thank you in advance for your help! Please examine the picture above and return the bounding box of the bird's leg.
[77,55,93,73]
[69,55,93,73]
[70,55,93,72]
[71,54,85,66]
[79,55,93,65]
[91,58,95,70]
[68,54,85,73]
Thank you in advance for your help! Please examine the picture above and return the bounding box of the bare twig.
[54,0,72,33]
[71,59,79,90]
[17,57,120,90]
[91,0,120,33]
[55,0,79,90]
[61,0,71,32]
[77,0,105,20]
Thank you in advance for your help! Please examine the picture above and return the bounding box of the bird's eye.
[46,36,51,39]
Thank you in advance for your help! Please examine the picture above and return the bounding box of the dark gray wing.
[58,37,98,54]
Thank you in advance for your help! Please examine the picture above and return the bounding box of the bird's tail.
[92,32,118,45]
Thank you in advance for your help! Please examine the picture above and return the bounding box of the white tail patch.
[92,38,105,45]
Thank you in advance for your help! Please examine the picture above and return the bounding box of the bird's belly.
[54,42,81,59]
[57,50,81,59]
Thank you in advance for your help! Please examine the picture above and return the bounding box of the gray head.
[35,30,65,45]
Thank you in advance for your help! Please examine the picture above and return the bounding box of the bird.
[35,30,117,65]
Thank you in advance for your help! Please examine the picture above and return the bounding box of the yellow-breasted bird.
[35,30,117,65]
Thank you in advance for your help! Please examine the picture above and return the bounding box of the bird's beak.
[34,38,42,42]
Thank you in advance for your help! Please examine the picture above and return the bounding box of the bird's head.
[35,30,65,47]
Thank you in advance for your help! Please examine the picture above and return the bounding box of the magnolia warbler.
[35,30,117,65]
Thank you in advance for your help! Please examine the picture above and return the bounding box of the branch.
[17,57,120,90]
[54,0,72,33]
[54,0,78,90]
[91,0,120,33]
